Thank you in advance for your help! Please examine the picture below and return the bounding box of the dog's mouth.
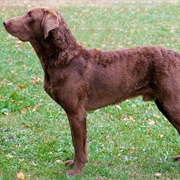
[3,20,29,42]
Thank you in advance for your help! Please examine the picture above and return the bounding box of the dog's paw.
[65,160,75,167]
[174,155,180,161]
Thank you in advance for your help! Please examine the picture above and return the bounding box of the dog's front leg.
[65,110,88,176]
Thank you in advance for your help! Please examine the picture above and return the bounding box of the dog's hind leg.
[155,99,180,132]
[154,99,180,161]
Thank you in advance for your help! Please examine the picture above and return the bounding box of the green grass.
[0,2,180,180]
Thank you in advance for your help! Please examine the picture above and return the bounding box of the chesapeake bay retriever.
[3,7,180,175]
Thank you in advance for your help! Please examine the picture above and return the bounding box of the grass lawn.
[0,1,180,180]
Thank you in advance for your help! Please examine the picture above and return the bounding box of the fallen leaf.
[23,65,28,69]
[167,174,173,179]
[32,161,37,166]
[11,69,15,74]
[5,154,13,158]
[131,29,135,33]
[33,76,41,85]
[17,172,25,180]
[155,173,163,178]
[32,104,41,112]
[121,8,125,12]
[148,119,155,125]
[56,160,63,164]
[158,134,164,138]
[115,105,122,110]
[129,116,135,121]
[18,85,26,89]
[18,101,23,105]
[17,143,22,147]
[23,125,29,128]
[16,40,22,45]
[153,114,161,119]
[99,177,105,180]
[129,148,136,154]
[2,111,8,116]
[108,163,113,166]
[10,147,15,150]
[118,146,125,149]
[21,108,27,114]
[131,103,136,107]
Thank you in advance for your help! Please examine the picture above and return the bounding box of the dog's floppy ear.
[41,9,60,39]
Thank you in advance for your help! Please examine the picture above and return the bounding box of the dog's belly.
[85,87,130,111]
[86,91,156,111]
[86,96,122,111]
[85,79,156,111]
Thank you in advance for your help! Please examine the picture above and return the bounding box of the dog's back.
[84,46,180,110]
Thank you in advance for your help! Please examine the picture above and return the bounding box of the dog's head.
[3,7,60,41]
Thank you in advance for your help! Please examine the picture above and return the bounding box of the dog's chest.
[43,78,55,100]
[43,67,67,98]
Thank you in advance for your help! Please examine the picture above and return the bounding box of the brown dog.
[3,7,180,175]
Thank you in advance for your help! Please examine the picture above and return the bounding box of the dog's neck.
[30,19,80,66]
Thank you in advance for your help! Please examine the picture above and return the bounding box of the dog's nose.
[3,20,9,26]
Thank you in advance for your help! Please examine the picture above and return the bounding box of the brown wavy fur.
[3,7,180,176]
